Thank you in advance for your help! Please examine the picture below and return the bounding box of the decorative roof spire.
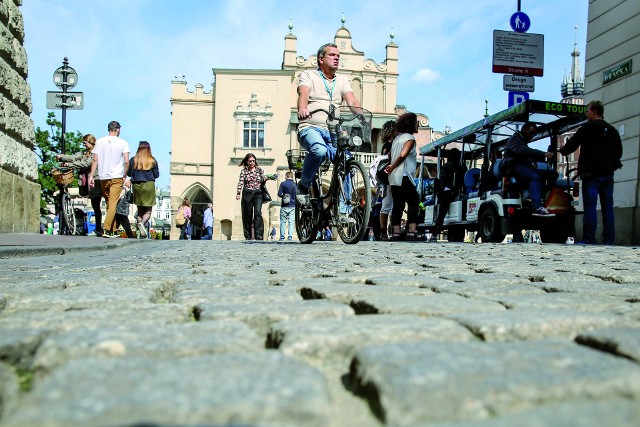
[341,12,346,27]
[288,18,293,33]
[561,25,584,100]
[390,27,395,42]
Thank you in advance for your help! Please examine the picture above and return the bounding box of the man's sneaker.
[137,222,148,238]
[338,213,356,225]
[103,231,118,238]
[296,183,311,206]
[532,207,555,217]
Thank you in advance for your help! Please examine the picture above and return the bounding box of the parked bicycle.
[52,166,81,235]
[287,105,373,244]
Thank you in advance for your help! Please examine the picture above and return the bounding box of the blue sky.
[22,0,588,189]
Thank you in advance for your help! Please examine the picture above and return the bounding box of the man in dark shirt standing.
[277,171,297,241]
[502,121,556,217]
[559,100,622,245]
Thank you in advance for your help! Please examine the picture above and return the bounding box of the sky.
[22,0,588,189]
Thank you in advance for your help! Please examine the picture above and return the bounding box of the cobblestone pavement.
[0,237,639,426]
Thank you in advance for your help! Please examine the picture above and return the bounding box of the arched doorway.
[182,184,211,240]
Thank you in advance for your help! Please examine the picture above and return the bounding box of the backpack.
[369,154,390,187]
[175,208,185,227]
[282,193,291,205]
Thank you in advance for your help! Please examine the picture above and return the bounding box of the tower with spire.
[560,26,585,105]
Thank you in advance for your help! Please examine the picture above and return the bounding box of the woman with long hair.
[378,120,397,240]
[385,112,420,240]
[235,153,275,240]
[56,134,104,236]
[178,198,192,240]
[128,141,159,238]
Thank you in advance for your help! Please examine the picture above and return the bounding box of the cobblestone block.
[173,283,302,305]
[576,326,640,362]
[195,299,354,335]
[450,309,631,341]
[299,281,434,305]
[348,293,506,315]
[3,353,330,427]
[269,314,477,368]
[0,362,19,421]
[491,293,630,312]
[350,340,640,425]
[32,320,262,374]
[0,328,47,369]
[429,398,640,427]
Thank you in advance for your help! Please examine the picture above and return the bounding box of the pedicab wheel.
[478,206,505,243]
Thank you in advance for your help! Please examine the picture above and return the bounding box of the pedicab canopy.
[419,100,588,159]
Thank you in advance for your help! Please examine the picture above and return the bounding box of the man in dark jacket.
[277,171,297,241]
[502,121,556,217]
[559,100,622,244]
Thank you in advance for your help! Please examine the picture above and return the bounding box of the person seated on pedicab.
[432,147,467,239]
[502,121,557,217]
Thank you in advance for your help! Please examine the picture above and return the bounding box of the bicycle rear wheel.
[335,159,371,244]
[295,179,320,244]
[61,192,78,235]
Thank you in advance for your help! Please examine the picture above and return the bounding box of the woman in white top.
[385,112,420,240]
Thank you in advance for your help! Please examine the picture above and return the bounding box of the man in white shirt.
[89,121,130,238]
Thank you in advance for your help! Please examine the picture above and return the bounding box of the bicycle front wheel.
[335,159,371,244]
[61,192,78,235]
[295,179,320,244]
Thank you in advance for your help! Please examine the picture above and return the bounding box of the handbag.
[282,193,291,205]
[261,182,272,204]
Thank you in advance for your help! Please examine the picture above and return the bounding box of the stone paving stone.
[268,314,477,369]
[0,329,48,369]
[529,279,640,298]
[425,280,546,298]
[173,283,302,305]
[349,339,640,426]
[299,281,434,305]
[436,272,533,286]
[195,299,354,335]
[429,398,640,427]
[348,293,506,316]
[32,320,262,373]
[0,304,193,332]
[0,362,19,418]
[450,309,632,341]
[2,352,330,427]
[490,293,630,312]
[576,326,640,362]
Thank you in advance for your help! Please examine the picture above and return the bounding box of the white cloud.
[411,68,441,83]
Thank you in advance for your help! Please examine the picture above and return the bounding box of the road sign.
[508,91,529,108]
[46,91,84,110]
[503,75,535,92]
[53,66,78,90]
[510,12,531,33]
[492,30,544,77]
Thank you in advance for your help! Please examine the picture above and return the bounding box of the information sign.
[510,12,531,33]
[46,91,84,110]
[503,75,535,92]
[493,30,544,77]
[508,91,529,108]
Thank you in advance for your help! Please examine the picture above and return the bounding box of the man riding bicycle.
[296,42,362,206]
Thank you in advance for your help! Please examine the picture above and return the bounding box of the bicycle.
[287,105,373,244]
[52,166,81,235]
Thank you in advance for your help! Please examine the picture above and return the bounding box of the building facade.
[584,0,639,244]
[169,21,432,240]
[0,0,39,233]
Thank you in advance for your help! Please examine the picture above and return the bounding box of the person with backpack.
[115,178,134,238]
[375,120,397,240]
[559,100,623,245]
[177,198,192,240]
[277,171,296,241]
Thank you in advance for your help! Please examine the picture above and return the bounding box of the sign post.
[48,57,81,155]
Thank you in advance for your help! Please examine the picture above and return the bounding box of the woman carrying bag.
[235,153,276,240]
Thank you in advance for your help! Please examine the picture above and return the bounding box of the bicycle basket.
[335,106,373,148]
[52,168,74,185]
[286,149,330,173]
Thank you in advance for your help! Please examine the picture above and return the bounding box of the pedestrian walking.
[178,198,192,240]
[202,203,214,240]
[115,178,134,238]
[277,171,296,241]
[89,121,130,238]
[235,153,276,240]
[128,141,159,239]
[56,134,105,237]
[559,100,623,244]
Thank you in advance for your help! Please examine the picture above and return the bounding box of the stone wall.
[0,0,39,233]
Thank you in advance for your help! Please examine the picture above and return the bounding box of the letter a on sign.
[508,91,529,108]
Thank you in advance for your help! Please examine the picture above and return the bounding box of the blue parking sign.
[508,91,529,108]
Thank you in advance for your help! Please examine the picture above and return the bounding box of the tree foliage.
[34,112,84,214]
